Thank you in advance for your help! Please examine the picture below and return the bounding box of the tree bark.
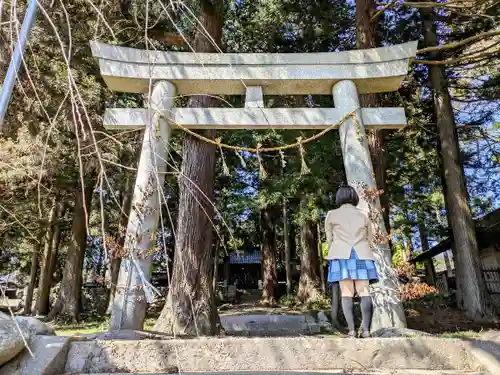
[213,237,220,293]
[331,282,341,329]
[36,199,65,315]
[90,202,109,283]
[261,207,278,304]
[24,235,43,315]
[356,0,391,234]
[283,199,292,296]
[368,130,390,233]
[419,223,436,286]
[355,0,376,50]
[223,254,230,286]
[297,218,322,305]
[421,8,495,320]
[153,0,223,335]
[46,203,64,295]
[401,237,408,264]
[443,250,453,277]
[49,178,94,321]
[317,223,326,294]
[106,174,134,314]
[436,128,463,305]
[289,221,297,261]
[403,230,414,264]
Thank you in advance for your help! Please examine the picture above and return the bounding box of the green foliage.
[278,293,296,308]
[321,242,328,261]
[278,290,331,310]
[391,240,406,269]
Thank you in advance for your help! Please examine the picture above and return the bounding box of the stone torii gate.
[91,40,418,331]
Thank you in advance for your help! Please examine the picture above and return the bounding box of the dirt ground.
[220,291,500,336]
[405,304,500,334]
[53,288,500,336]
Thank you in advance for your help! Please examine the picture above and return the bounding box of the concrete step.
[64,336,486,374]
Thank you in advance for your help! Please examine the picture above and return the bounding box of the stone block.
[221,314,310,336]
[15,316,55,335]
[0,335,70,375]
[0,319,32,366]
[465,337,500,375]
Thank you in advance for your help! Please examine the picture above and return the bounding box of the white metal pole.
[0,0,38,132]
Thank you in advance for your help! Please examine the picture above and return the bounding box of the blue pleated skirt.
[327,248,379,283]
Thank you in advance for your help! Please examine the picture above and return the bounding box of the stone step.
[220,314,323,335]
[64,336,485,374]
[72,371,487,375]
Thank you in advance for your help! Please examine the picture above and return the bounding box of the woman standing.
[324,185,378,337]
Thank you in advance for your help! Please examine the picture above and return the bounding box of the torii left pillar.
[110,81,175,330]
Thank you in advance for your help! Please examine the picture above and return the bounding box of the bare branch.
[416,30,500,54]
[372,1,498,22]
[414,48,500,65]
[371,0,398,22]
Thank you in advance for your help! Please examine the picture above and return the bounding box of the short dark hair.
[335,185,359,207]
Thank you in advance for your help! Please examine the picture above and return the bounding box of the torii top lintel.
[90,41,418,96]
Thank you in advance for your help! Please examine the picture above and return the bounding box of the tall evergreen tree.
[419,6,496,320]
[154,0,225,335]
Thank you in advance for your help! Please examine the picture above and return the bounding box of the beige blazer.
[324,204,374,260]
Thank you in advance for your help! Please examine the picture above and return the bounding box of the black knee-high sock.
[341,297,355,333]
[360,296,373,333]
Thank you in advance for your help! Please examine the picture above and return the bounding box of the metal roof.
[229,251,261,264]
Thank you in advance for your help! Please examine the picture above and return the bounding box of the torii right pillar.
[333,80,407,330]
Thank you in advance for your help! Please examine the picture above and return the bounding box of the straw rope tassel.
[279,150,286,169]
[297,137,310,175]
[256,143,268,180]
[236,150,247,169]
[216,137,231,176]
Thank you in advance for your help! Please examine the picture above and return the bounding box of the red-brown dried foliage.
[400,282,439,301]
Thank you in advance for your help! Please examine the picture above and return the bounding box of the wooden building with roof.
[411,208,500,304]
